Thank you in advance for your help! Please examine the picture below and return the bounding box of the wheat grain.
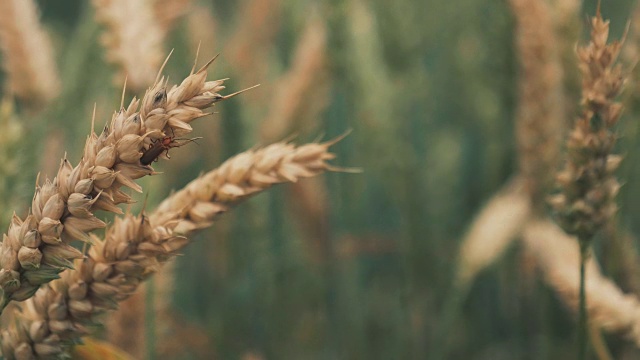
[0,0,60,107]
[0,60,232,309]
[0,139,342,358]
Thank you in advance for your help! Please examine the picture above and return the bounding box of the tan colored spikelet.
[523,219,640,345]
[93,0,165,90]
[0,0,60,106]
[259,14,330,142]
[0,139,342,358]
[0,60,233,308]
[550,11,626,241]
[456,177,531,287]
[509,0,565,212]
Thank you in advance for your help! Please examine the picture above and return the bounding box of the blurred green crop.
[2,0,640,359]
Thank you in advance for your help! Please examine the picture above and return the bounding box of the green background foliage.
[2,0,640,358]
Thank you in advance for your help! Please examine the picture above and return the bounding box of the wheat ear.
[549,11,625,240]
[0,0,60,107]
[0,60,232,309]
[0,139,342,359]
[93,0,166,90]
[509,0,564,212]
[549,10,627,358]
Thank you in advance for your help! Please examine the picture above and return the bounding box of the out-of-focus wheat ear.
[153,0,192,32]
[550,11,625,242]
[260,14,330,142]
[0,139,348,358]
[509,0,565,213]
[0,0,60,108]
[523,219,640,348]
[456,177,531,288]
[93,0,165,91]
[187,6,219,64]
[0,99,26,229]
[225,0,282,89]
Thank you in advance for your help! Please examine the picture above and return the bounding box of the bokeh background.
[3,0,640,359]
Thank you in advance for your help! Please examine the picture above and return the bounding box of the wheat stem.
[579,241,589,360]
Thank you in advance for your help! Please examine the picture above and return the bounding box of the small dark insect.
[140,136,202,165]
[152,89,167,108]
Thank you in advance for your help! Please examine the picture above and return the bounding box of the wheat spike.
[0,60,232,309]
[0,0,60,107]
[0,139,342,358]
[456,177,531,287]
[93,0,167,90]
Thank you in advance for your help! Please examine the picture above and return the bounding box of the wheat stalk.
[0,59,235,310]
[0,0,60,107]
[0,139,343,358]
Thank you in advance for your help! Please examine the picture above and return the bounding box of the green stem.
[579,241,589,360]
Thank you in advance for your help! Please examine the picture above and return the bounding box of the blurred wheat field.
[2,0,640,359]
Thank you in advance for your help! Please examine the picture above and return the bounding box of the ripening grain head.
[0,0,60,107]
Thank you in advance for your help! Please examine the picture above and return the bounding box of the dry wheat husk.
[523,219,640,346]
[0,60,233,308]
[0,0,60,107]
[0,139,342,359]
[549,11,626,241]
